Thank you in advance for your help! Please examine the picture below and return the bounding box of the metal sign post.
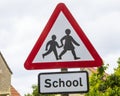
[61,68,69,96]
[61,94,69,96]
[61,68,68,72]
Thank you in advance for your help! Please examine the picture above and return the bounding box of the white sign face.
[38,71,89,94]
[33,12,94,63]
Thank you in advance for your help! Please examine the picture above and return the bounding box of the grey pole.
[61,68,69,96]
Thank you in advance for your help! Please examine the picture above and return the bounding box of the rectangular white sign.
[38,71,89,94]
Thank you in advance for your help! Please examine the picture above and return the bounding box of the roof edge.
[11,85,21,96]
[0,52,13,74]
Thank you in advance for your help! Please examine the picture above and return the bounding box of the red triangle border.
[24,3,103,70]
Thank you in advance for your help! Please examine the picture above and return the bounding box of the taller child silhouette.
[59,29,80,60]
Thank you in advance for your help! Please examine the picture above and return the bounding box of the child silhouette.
[59,29,80,60]
[42,35,61,60]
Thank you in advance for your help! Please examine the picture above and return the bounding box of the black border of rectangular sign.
[38,71,89,94]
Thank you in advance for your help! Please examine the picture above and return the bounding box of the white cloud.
[104,51,120,74]
[82,11,120,57]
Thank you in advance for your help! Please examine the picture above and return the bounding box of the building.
[0,52,20,96]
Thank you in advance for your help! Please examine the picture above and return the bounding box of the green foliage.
[85,58,120,96]
[24,84,56,96]
[25,58,120,96]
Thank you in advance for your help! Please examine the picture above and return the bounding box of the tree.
[24,84,56,96]
[85,58,120,96]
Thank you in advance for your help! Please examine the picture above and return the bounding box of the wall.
[0,54,12,95]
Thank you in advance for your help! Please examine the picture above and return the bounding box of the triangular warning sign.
[24,3,103,70]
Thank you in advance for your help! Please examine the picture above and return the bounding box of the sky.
[0,0,120,95]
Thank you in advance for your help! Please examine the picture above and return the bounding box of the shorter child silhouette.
[42,35,61,60]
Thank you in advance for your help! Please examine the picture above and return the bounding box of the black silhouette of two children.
[42,29,80,60]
